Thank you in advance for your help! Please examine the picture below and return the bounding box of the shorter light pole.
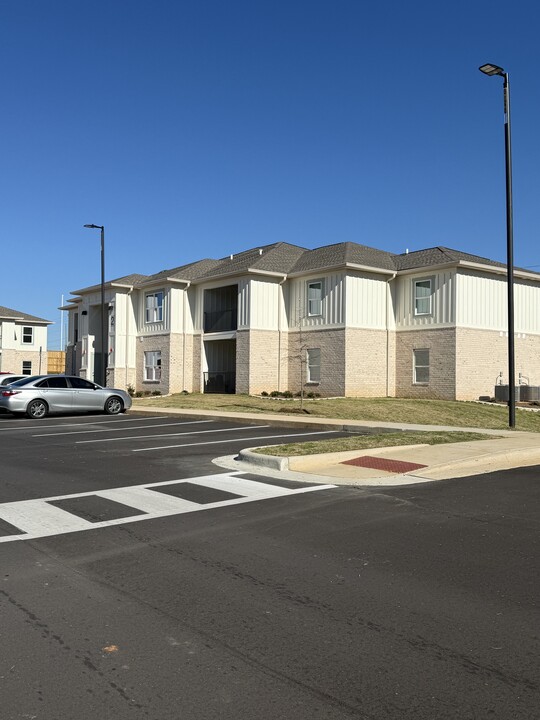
[479,63,516,428]
[83,224,106,386]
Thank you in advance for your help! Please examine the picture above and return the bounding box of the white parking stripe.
[132,430,337,452]
[0,416,167,431]
[33,420,214,438]
[0,473,337,543]
[76,425,271,444]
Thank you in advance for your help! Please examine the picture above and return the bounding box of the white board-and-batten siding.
[394,271,456,328]
[457,271,540,334]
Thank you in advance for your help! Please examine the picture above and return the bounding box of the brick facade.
[0,349,48,376]
[395,328,456,399]
[455,327,540,400]
[288,328,346,397]
[345,328,390,397]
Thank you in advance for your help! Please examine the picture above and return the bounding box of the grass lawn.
[252,431,494,457]
[132,393,540,432]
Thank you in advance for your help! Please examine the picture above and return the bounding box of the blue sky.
[1,0,539,349]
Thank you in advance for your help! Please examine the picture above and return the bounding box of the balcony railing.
[203,309,237,333]
[203,371,236,394]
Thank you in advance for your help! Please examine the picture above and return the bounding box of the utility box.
[519,386,540,402]
[494,385,521,402]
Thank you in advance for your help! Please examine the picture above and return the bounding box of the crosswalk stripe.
[0,473,337,543]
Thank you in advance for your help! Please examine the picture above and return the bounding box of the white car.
[0,374,26,386]
[0,375,132,418]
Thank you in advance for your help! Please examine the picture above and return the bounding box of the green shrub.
[261,391,269,397]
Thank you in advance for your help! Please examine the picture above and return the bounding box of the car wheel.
[26,399,48,419]
[104,396,124,415]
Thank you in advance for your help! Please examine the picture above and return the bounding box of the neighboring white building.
[0,305,51,376]
[62,242,540,401]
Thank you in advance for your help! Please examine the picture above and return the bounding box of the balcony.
[203,371,236,394]
[203,309,237,333]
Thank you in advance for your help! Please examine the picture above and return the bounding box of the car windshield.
[10,376,45,387]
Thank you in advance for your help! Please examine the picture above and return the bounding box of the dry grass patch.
[253,431,494,457]
[132,394,540,432]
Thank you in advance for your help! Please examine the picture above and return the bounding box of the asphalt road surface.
[0,411,538,719]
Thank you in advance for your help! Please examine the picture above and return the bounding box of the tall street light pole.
[83,224,107,387]
[479,63,516,429]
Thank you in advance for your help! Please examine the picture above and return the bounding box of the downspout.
[182,281,191,392]
[277,275,287,391]
[386,273,397,397]
[125,287,133,390]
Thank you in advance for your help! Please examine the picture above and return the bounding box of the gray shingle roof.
[0,305,51,323]
[289,242,397,274]
[144,259,223,284]
[68,241,540,298]
[197,242,307,279]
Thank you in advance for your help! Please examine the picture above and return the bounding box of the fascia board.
[288,262,394,278]
[457,260,540,282]
[138,277,191,289]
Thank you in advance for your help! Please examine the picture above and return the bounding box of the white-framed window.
[413,349,430,384]
[144,351,162,381]
[307,280,324,317]
[22,361,32,375]
[22,326,33,344]
[306,347,321,383]
[413,278,433,316]
[145,291,164,323]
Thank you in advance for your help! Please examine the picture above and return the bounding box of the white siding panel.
[238,279,250,329]
[288,274,345,328]
[457,271,540,332]
[345,274,387,328]
[395,271,456,327]
[249,279,279,329]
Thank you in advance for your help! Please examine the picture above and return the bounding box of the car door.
[68,376,104,410]
[36,376,73,412]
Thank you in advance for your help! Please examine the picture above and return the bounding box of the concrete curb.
[237,448,290,472]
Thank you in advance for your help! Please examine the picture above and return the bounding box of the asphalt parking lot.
[0,411,347,543]
[1,410,539,719]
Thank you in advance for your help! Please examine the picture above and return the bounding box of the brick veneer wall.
[1,349,48,375]
[456,327,540,400]
[288,328,346,397]
[395,328,457,399]
[136,334,171,393]
[345,328,390,397]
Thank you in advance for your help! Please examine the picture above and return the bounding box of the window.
[413,349,430,384]
[144,351,162,381]
[145,291,164,323]
[36,377,69,389]
[22,326,33,344]
[306,348,321,383]
[413,279,433,316]
[22,361,32,375]
[307,281,324,317]
[69,377,96,390]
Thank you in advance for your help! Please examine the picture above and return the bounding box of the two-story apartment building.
[0,305,51,376]
[62,242,540,401]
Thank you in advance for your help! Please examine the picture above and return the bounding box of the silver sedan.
[0,375,132,419]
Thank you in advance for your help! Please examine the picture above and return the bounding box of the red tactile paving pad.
[341,456,428,473]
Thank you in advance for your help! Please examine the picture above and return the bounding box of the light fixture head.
[84,223,103,229]
[479,63,505,77]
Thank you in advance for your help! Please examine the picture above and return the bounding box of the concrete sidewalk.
[132,405,540,486]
